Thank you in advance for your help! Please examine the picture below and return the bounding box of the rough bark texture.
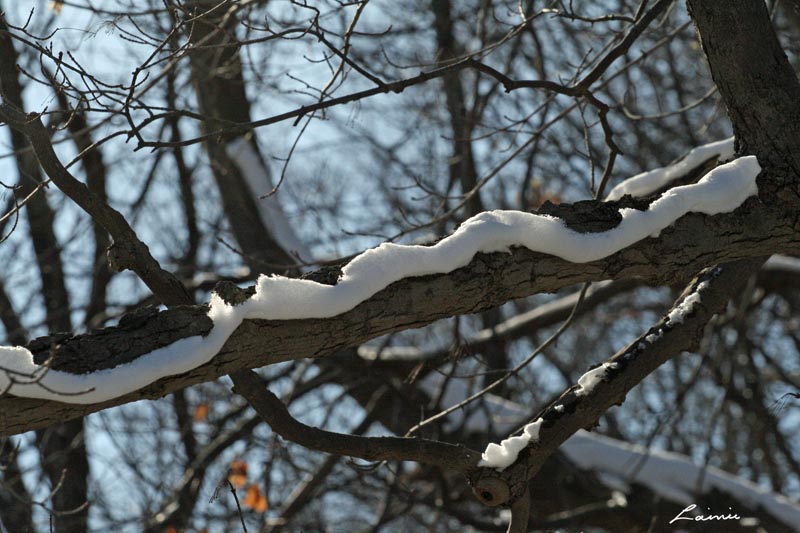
[687,0,800,200]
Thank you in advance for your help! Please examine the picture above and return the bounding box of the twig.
[228,480,248,533]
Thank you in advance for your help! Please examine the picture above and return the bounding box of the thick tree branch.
[687,0,800,194]
[358,279,641,363]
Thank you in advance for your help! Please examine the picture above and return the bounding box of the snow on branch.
[0,157,760,403]
[606,137,734,201]
[360,139,738,363]
[467,258,767,510]
[421,361,800,528]
[477,270,714,471]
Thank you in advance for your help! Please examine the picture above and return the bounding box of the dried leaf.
[242,483,268,512]
[227,460,248,488]
[193,403,209,422]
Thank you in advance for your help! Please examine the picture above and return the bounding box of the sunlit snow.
[605,137,734,201]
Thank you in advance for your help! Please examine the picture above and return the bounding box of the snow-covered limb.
[478,358,622,469]
[362,139,748,363]
[2,215,790,437]
[0,157,761,403]
[478,266,719,470]
[423,355,800,529]
[468,258,767,508]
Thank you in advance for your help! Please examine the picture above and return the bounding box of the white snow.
[562,430,800,530]
[576,361,618,396]
[0,156,760,403]
[226,137,313,266]
[606,138,734,201]
[476,358,624,469]
[765,254,800,273]
[666,280,708,326]
[645,332,661,343]
[478,418,543,469]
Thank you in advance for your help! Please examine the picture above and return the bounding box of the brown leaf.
[227,460,248,488]
[242,483,268,512]
[193,403,209,422]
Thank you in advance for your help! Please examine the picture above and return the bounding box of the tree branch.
[229,369,480,472]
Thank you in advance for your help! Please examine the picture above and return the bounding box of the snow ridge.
[605,137,734,201]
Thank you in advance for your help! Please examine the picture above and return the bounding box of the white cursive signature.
[669,504,741,524]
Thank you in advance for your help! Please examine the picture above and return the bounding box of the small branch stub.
[472,477,510,507]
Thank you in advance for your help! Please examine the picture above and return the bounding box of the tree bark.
[687,0,800,197]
